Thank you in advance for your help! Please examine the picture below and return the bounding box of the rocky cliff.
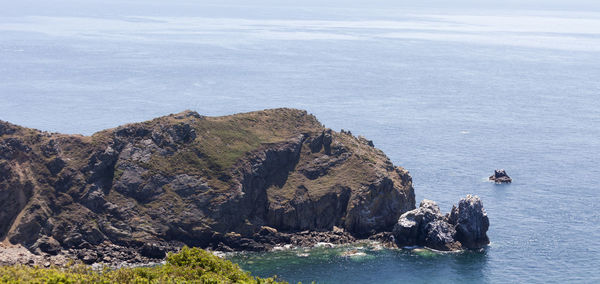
[0,108,415,259]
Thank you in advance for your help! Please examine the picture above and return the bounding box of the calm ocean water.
[1,1,599,282]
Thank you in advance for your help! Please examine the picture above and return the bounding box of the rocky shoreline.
[1,195,488,268]
[1,229,359,268]
[0,109,489,269]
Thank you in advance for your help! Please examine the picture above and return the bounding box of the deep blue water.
[1,1,600,282]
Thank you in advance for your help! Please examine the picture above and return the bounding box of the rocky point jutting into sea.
[0,108,489,266]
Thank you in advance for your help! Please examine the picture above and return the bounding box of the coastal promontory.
[1,108,418,264]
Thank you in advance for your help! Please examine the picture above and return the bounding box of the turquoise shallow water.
[228,243,490,283]
[1,1,600,282]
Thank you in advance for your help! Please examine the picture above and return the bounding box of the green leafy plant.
[0,246,285,283]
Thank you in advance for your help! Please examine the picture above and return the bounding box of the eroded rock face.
[0,108,415,258]
[0,138,31,160]
[424,220,461,251]
[151,123,196,148]
[489,169,512,183]
[0,165,34,240]
[449,195,490,249]
[393,195,489,251]
[393,199,446,248]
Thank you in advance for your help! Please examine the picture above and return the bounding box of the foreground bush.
[0,247,284,283]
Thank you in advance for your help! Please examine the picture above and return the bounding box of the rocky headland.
[0,108,488,266]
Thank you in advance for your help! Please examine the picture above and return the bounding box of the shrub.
[0,246,284,284]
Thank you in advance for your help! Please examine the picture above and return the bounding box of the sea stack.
[489,169,512,183]
[393,195,489,251]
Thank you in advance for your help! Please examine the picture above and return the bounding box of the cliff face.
[0,109,415,253]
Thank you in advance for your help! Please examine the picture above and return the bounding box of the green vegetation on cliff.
[0,108,414,255]
[0,247,283,283]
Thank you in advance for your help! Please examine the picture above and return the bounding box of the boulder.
[448,195,490,249]
[140,243,166,259]
[489,169,511,183]
[33,236,61,255]
[424,220,461,251]
[221,232,267,251]
[78,250,98,264]
[392,210,420,246]
[252,226,289,246]
[393,199,443,246]
[258,226,278,236]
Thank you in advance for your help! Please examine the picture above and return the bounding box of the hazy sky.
[3,0,600,18]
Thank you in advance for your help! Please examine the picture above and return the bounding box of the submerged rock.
[393,195,489,251]
[489,169,512,183]
[412,248,438,257]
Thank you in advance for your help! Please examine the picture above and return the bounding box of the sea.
[1,0,599,282]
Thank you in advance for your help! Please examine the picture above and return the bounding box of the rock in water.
[393,195,489,251]
[392,199,442,246]
[448,195,490,249]
[424,220,461,251]
[392,210,421,246]
[489,169,512,183]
